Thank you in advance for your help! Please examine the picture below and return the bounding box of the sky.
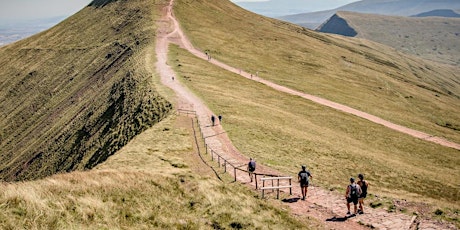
[0,0,92,21]
[231,0,360,15]
[0,0,360,22]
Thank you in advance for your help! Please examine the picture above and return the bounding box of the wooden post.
[262,177,265,198]
[255,174,258,189]
[205,144,208,154]
[218,155,220,167]
[277,179,280,199]
[211,150,214,161]
[224,160,227,173]
[271,180,274,193]
[289,178,292,195]
[234,167,237,182]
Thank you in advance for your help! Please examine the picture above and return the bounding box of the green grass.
[167,42,460,223]
[174,0,460,145]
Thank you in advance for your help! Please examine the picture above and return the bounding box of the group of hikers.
[210,114,222,126]
[247,161,369,216]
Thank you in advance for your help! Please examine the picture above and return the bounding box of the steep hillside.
[318,11,460,66]
[171,0,460,216]
[279,0,460,29]
[0,0,172,181]
[174,0,460,144]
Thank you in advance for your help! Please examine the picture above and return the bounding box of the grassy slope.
[0,115,316,229]
[170,0,460,218]
[174,0,460,145]
[169,44,460,214]
[337,11,460,66]
[0,0,171,181]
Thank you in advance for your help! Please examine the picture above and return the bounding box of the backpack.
[299,171,309,183]
[350,184,361,198]
[248,161,255,171]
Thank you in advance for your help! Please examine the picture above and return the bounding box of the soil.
[155,1,458,229]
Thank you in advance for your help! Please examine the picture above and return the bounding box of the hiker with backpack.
[298,165,313,200]
[211,115,215,126]
[247,158,256,182]
[357,173,369,214]
[345,177,362,216]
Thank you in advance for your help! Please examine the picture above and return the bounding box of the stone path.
[154,1,457,229]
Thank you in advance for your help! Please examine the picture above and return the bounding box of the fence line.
[178,109,292,198]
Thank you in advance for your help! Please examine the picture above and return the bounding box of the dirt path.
[154,1,457,229]
[159,1,460,151]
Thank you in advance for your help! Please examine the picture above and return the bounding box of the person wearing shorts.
[298,165,312,200]
[346,177,361,215]
[357,173,369,214]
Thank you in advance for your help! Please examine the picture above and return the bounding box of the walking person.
[357,174,369,214]
[345,177,362,216]
[211,115,215,126]
[247,158,256,182]
[298,165,312,200]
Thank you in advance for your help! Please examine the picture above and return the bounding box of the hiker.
[357,173,369,214]
[298,165,312,200]
[211,115,215,126]
[346,177,362,216]
[247,158,256,182]
[218,115,222,124]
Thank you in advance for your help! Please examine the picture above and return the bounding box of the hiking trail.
[154,0,457,229]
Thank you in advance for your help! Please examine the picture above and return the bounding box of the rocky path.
[154,1,456,229]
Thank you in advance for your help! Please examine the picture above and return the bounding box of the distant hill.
[317,11,460,66]
[0,0,171,181]
[280,0,460,29]
[412,9,460,17]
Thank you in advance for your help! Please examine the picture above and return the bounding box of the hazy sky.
[0,0,359,21]
[231,0,360,13]
[0,0,92,21]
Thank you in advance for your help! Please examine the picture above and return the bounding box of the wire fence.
[177,109,292,192]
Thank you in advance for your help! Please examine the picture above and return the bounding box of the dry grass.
[171,0,460,223]
[336,11,460,66]
[167,40,460,225]
[0,115,317,229]
[174,0,460,145]
[0,0,172,181]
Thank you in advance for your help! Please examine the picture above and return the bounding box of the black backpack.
[248,161,255,171]
[300,171,309,183]
[350,184,360,198]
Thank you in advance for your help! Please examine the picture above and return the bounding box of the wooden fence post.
[234,167,237,182]
[255,174,258,189]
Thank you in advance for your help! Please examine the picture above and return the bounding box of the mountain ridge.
[0,0,171,181]
[317,11,460,66]
[279,0,460,29]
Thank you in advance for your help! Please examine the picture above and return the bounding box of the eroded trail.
[154,1,455,229]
